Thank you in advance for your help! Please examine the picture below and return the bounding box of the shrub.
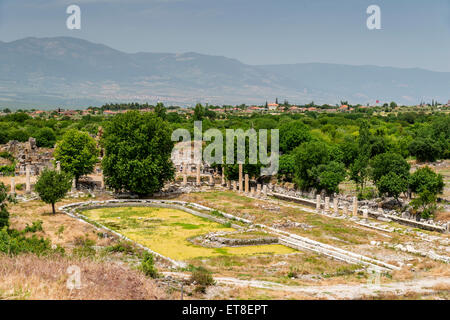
[72,236,96,257]
[190,266,215,293]
[105,241,135,255]
[140,251,158,278]
[24,220,43,233]
[0,227,63,256]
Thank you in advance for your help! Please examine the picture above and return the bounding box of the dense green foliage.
[54,129,99,185]
[1,104,448,216]
[140,251,158,278]
[101,111,175,195]
[35,169,73,214]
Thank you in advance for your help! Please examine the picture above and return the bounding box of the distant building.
[267,103,279,111]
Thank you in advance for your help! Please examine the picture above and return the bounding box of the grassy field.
[82,206,296,261]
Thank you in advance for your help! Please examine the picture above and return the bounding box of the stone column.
[232,181,237,191]
[251,187,256,197]
[333,198,339,215]
[324,197,330,213]
[262,185,268,197]
[209,174,214,186]
[196,163,201,186]
[182,163,187,186]
[72,178,77,191]
[238,164,243,193]
[221,169,226,186]
[316,195,321,211]
[378,206,383,215]
[256,184,261,197]
[10,177,15,194]
[244,174,249,194]
[343,205,348,216]
[56,161,61,172]
[100,175,105,190]
[25,165,31,194]
[352,197,358,216]
[363,209,369,220]
[227,180,232,190]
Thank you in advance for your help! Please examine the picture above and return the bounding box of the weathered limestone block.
[324,197,330,212]
[333,198,339,215]
[196,163,201,186]
[363,208,369,220]
[352,197,358,216]
[343,205,348,216]
[238,164,243,193]
[316,195,321,211]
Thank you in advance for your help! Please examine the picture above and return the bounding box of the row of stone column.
[316,195,364,217]
[228,179,268,197]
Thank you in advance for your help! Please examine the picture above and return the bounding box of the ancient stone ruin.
[0,138,54,176]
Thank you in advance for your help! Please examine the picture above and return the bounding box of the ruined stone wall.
[0,138,54,176]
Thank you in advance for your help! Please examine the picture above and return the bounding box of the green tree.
[102,111,174,195]
[279,121,311,153]
[0,182,15,229]
[377,172,408,204]
[349,121,371,192]
[154,102,167,120]
[193,103,205,121]
[410,189,438,219]
[315,161,347,194]
[35,127,56,148]
[35,169,72,215]
[408,137,441,162]
[409,166,444,197]
[54,129,99,187]
[370,152,410,185]
[279,153,296,182]
[293,140,330,190]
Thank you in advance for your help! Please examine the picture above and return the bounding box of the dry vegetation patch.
[0,253,170,300]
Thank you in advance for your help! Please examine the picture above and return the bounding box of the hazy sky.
[1,0,450,71]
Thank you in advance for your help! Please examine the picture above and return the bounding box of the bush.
[72,236,96,257]
[105,241,135,255]
[0,227,63,256]
[190,266,215,293]
[140,251,158,278]
[24,220,43,233]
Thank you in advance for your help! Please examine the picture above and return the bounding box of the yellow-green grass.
[82,206,295,260]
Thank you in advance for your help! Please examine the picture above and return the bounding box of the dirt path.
[163,272,450,299]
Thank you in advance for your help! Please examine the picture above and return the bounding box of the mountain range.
[0,36,449,108]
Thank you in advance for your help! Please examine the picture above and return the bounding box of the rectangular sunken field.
[82,206,295,260]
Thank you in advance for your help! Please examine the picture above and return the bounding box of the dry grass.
[8,197,116,252]
[0,253,171,300]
